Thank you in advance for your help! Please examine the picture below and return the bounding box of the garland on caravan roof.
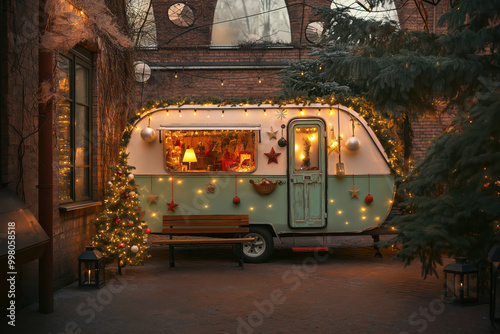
[122,96,408,176]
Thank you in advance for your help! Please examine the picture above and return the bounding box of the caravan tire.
[241,226,274,263]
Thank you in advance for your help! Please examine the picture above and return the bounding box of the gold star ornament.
[349,186,360,198]
[146,193,159,205]
[267,127,278,140]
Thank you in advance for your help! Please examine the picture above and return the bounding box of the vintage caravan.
[127,104,395,262]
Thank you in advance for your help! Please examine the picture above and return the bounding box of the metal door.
[288,118,326,228]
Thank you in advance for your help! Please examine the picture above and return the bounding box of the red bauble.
[115,218,121,224]
[205,149,213,157]
[117,171,123,177]
[145,228,151,234]
[118,242,125,248]
[365,194,374,204]
[233,195,240,204]
[124,193,130,199]
[128,222,134,226]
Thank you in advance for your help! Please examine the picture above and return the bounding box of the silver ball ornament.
[127,173,134,180]
[129,191,136,197]
[131,245,139,253]
[345,136,361,151]
[140,127,156,143]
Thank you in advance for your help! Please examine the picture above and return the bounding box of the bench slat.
[152,237,255,245]
[162,220,249,226]
[162,227,249,234]
[163,214,249,222]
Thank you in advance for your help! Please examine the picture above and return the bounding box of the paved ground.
[8,236,490,334]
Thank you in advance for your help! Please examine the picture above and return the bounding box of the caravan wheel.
[242,226,274,263]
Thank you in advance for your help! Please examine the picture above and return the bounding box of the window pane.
[127,0,158,47]
[59,167,73,201]
[212,0,291,45]
[294,126,319,171]
[58,56,71,99]
[165,130,257,173]
[75,167,90,200]
[75,64,89,104]
[58,100,72,165]
[75,105,90,165]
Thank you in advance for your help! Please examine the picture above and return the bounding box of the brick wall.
[411,113,453,161]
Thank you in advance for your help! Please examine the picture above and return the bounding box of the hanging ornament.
[264,147,281,164]
[278,124,287,147]
[365,174,374,204]
[167,177,178,212]
[267,126,278,140]
[174,139,181,147]
[336,105,345,177]
[128,221,134,226]
[141,127,156,143]
[345,116,361,151]
[117,171,123,177]
[145,228,151,234]
[127,173,135,180]
[275,109,288,121]
[124,193,130,199]
[349,174,360,198]
[233,175,240,205]
[107,181,112,187]
[131,245,139,253]
[205,148,213,157]
[115,218,121,224]
[119,242,125,248]
[146,175,159,204]
[129,191,136,198]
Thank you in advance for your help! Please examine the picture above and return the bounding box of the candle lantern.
[489,244,500,330]
[78,246,105,288]
[443,257,478,304]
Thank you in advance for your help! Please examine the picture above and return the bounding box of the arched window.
[331,0,399,22]
[127,0,157,47]
[211,0,291,46]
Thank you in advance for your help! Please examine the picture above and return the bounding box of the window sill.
[59,200,102,212]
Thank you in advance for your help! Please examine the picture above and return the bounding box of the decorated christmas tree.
[92,150,150,274]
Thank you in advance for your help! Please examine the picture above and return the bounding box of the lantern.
[78,246,105,288]
[443,257,478,304]
[489,244,500,329]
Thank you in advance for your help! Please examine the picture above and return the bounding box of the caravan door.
[288,118,327,228]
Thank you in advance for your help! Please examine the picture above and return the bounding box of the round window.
[305,21,324,44]
[168,3,195,27]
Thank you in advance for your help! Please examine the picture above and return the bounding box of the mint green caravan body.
[127,104,395,262]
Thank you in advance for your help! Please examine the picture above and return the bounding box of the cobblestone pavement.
[10,237,490,334]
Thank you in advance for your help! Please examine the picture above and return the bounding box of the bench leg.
[237,244,244,269]
[372,235,382,258]
[169,245,175,268]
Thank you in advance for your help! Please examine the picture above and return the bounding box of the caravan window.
[164,129,257,173]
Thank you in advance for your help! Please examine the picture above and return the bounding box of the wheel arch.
[249,222,280,240]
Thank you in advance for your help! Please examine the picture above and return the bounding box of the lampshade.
[182,148,197,163]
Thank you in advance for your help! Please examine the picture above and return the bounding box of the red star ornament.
[264,147,281,164]
[167,199,179,213]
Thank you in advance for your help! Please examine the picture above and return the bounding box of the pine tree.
[92,151,150,274]
[280,0,500,277]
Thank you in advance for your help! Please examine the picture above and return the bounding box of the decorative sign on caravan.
[127,104,395,262]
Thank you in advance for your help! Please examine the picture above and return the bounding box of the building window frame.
[57,45,93,204]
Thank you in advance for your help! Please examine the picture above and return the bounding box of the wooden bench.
[151,214,254,269]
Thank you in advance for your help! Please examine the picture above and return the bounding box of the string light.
[174,70,178,79]
[193,109,197,116]
[179,110,182,117]
[221,110,225,117]
[317,108,321,116]
[245,109,248,116]
[263,109,267,116]
[258,76,262,84]
[220,79,224,86]
[166,110,169,117]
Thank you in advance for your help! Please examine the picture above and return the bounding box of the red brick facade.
[135,0,454,161]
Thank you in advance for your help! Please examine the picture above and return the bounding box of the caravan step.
[292,247,329,253]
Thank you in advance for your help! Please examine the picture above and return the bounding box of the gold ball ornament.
[140,127,157,143]
[345,136,361,151]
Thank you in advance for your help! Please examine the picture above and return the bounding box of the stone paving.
[9,236,490,334]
